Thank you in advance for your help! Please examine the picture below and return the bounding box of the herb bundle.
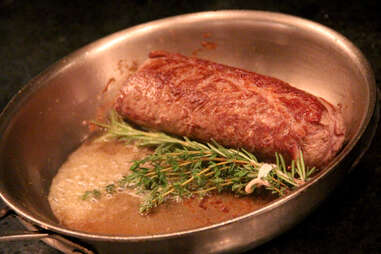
[83,111,317,214]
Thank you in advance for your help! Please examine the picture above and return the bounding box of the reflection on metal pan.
[0,10,377,254]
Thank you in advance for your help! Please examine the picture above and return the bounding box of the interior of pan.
[0,10,375,240]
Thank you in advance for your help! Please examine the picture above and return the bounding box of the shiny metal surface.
[0,10,376,254]
[0,231,50,242]
[0,207,93,253]
[18,218,95,254]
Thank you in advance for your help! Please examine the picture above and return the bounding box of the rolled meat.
[115,51,346,167]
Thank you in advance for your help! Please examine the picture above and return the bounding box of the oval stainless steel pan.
[0,11,377,254]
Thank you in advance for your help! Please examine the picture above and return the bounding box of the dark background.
[0,0,380,253]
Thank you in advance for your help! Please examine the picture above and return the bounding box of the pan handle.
[0,206,95,254]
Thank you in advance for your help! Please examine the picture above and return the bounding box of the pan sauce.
[48,138,271,235]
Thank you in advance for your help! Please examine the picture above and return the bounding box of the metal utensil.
[0,10,377,254]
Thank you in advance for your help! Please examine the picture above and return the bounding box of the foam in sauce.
[48,139,271,235]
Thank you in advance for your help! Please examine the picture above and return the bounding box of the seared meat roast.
[115,51,345,167]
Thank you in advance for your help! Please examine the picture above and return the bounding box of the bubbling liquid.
[48,139,270,235]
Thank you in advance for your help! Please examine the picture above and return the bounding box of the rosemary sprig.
[83,111,316,214]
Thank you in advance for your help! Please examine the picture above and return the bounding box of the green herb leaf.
[84,110,318,214]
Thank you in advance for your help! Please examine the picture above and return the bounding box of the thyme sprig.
[84,111,316,214]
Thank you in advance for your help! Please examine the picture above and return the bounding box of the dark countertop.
[0,0,380,253]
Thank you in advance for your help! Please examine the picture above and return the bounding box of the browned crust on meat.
[115,51,346,167]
